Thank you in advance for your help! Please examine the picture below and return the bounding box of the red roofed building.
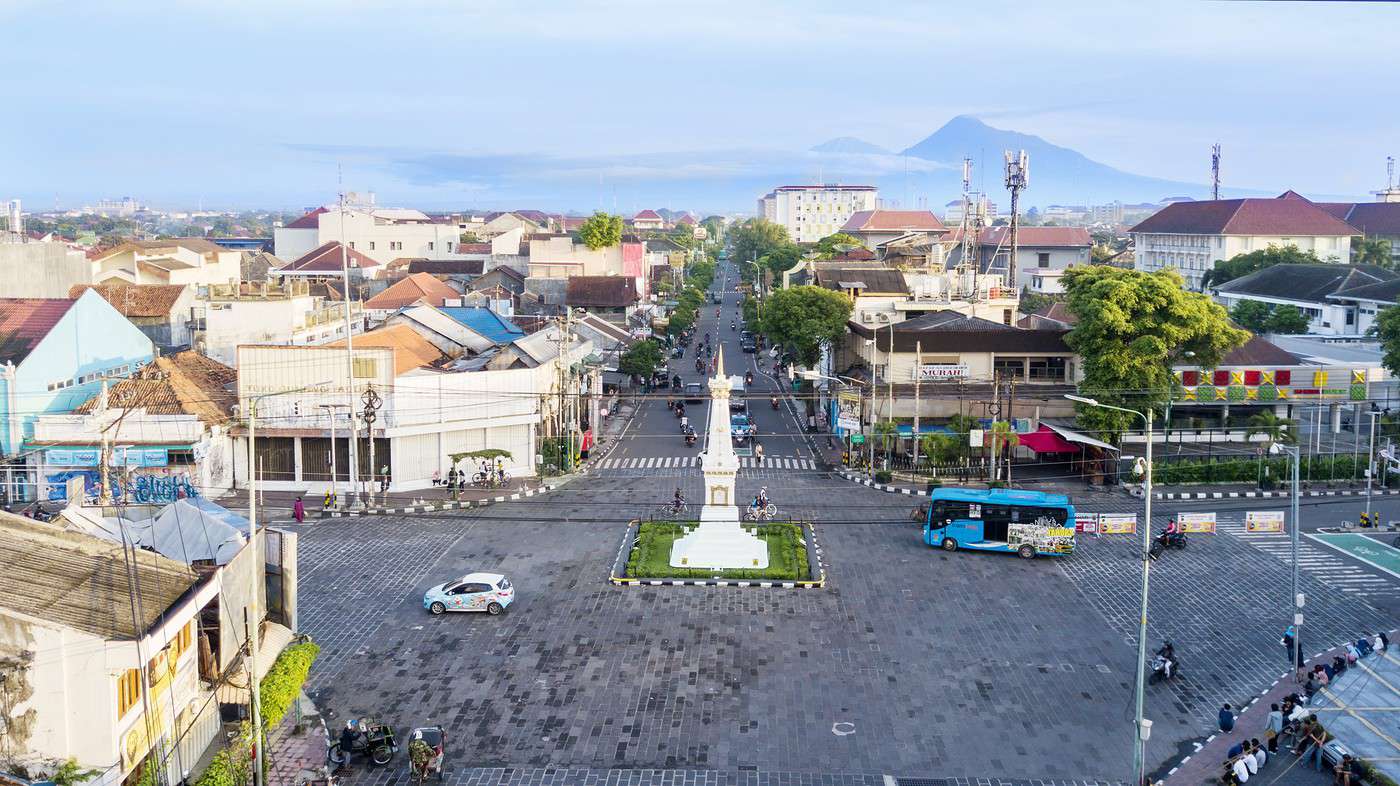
[632,210,665,231]
[363,272,463,319]
[840,209,947,249]
[1130,193,1360,290]
[945,226,1093,294]
[273,241,383,281]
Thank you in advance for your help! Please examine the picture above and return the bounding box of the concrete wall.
[0,242,92,298]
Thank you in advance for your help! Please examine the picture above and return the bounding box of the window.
[1003,309,1013,325]
[390,241,403,251]
[117,668,141,717]
[1028,356,1067,381]
[352,358,377,378]
[1037,252,1050,268]
[368,241,376,251]
[993,357,1025,380]
[348,242,355,249]
[428,242,435,251]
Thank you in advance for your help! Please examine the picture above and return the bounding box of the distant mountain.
[810,137,889,155]
[892,115,1207,207]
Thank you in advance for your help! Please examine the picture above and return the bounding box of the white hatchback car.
[422,572,515,615]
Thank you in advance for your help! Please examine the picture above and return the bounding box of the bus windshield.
[923,487,1075,558]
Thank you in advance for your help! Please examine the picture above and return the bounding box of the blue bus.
[923,487,1075,559]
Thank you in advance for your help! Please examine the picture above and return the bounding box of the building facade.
[274,206,467,266]
[757,185,878,244]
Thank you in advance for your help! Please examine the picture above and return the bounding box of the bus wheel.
[1017,544,1036,559]
[941,538,957,552]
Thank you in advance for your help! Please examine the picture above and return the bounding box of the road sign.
[1245,511,1286,533]
[850,434,865,445]
[968,428,984,447]
[1178,512,1217,533]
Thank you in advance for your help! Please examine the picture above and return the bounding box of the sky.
[2,0,1398,213]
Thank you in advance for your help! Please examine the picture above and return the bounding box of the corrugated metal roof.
[438,307,525,345]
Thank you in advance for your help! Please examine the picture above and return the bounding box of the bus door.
[927,500,985,544]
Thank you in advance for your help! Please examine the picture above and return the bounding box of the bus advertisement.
[923,487,1075,559]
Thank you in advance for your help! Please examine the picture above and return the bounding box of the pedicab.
[407,725,446,783]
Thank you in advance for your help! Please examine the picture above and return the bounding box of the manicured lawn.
[626,521,811,580]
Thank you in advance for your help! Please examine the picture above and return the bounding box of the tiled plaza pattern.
[293,471,1399,783]
[348,769,1121,786]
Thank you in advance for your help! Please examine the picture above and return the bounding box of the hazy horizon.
[2,0,1398,213]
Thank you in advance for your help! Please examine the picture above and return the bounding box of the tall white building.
[757,185,878,244]
[274,204,466,265]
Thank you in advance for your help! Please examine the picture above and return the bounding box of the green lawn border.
[609,518,825,588]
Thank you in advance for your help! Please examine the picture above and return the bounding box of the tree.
[1245,410,1297,448]
[459,231,481,244]
[1373,299,1400,379]
[919,433,962,466]
[728,218,790,267]
[670,224,695,249]
[1229,299,1273,333]
[1353,237,1394,268]
[577,211,623,250]
[1017,289,1062,315]
[1263,304,1310,334]
[758,243,802,282]
[618,339,663,380]
[1062,266,1249,439]
[812,233,862,258]
[987,421,1019,482]
[701,216,726,243]
[756,285,853,368]
[1200,245,1322,290]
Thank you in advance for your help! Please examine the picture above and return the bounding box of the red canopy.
[1018,425,1081,454]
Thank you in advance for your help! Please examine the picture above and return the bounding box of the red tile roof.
[69,284,188,317]
[1129,198,1359,236]
[633,209,663,222]
[841,210,945,233]
[363,272,461,310]
[1316,202,1400,236]
[285,207,328,229]
[564,276,641,307]
[73,351,236,422]
[458,242,492,254]
[277,241,381,274]
[976,226,1091,248]
[0,298,76,365]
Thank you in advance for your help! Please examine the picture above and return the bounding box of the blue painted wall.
[2,289,155,455]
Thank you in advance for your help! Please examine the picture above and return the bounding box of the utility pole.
[989,371,1000,483]
[1285,445,1304,678]
[1366,410,1379,522]
[361,386,382,503]
[913,341,922,475]
[1003,150,1028,291]
[337,183,362,508]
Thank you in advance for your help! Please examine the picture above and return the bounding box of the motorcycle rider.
[1156,641,1177,679]
[673,487,685,509]
[745,370,753,385]
[771,395,779,409]
[731,320,737,331]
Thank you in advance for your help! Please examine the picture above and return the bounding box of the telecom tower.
[955,158,983,300]
[1376,156,1400,203]
[1211,144,1222,201]
[1002,149,1028,291]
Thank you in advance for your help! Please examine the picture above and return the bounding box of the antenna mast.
[1003,149,1028,291]
[957,158,979,301]
[1211,143,1222,201]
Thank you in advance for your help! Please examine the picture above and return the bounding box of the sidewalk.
[1160,628,1399,786]
[267,695,329,785]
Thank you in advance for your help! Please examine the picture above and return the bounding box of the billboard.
[1099,513,1138,534]
[1178,512,1217,533]
[1245,511,1286,533]
[836,391,861,432]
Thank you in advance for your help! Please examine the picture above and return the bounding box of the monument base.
[669,513,770,569]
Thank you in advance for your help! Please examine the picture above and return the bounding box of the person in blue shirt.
[1219,703,1236,733]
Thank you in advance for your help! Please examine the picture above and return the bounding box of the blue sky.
[2,0,1397,212]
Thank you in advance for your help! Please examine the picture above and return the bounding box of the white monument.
[669,347,770,569]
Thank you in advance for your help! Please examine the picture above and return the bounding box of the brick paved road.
[294,470,1399,783]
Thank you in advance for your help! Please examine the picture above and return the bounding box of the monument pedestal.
[668,347,769,570]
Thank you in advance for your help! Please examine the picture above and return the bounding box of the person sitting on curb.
[1334,754,1363,786]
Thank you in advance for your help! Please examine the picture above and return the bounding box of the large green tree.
[1353,237,1394,268]
[758,243,803,282]
[1200,245,1323,290]
[1062,266,1249,439]
[1374,299,1400,378]
[577,211,623,250]
[618,339,664,380]
[728,218,790,267]
[1229,299,1273,332]
[756,285,853,368]
[1264,304,1310,334]
[812,232,862,258]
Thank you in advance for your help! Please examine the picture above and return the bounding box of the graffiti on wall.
[46,470,199,503]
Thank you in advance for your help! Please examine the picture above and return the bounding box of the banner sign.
[1099,513,1138,534]
[968,428,984,448]
[47,447,169,467]
[836,391,861,432]
[1178,512,1217,533]
[915,363,969,381]
[1245,511,1286,533]
[1074,514,1099,534]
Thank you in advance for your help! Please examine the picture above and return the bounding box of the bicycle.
[655,500,689,520]
[744,503,777,521]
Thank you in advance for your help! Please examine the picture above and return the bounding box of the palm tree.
[1353,237,1395,268]
[988,420,1020,483]
[1245,410,1297,449]
[873,420,899,469]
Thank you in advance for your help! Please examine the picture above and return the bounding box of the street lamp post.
[1065,394,1154,785]
[800,370,870,469]
[1281,444,1304,677]
[1366,410,1379,523]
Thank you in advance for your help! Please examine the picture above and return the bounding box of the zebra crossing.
[1214,518,1400,599]
[589,455,818,470]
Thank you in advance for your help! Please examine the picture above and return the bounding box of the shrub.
[260,640,319,733]
[873,470,893,484]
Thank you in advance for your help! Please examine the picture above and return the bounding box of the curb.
[609,520,827,588]
[836,470,929,496]
[1155,488,1400,500]
[318,480,567,518]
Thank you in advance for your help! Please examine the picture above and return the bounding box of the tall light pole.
[800,370,869,468]
[1366,410,1379,523]
[1066,394,1153,785]
[1281,444,1303,677]
[317,403,348,506]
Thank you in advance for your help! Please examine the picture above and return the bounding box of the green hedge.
[1156,454,1366,485]
[193,640,320,786]
[627,521,810,580]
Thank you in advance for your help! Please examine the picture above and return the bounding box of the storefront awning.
[1018,426,1081,454]
[1042,422,1120,452]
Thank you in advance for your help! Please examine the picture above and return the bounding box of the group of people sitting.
[1303,632,1390,699]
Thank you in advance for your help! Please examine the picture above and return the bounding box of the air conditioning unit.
[861,312,875,324]
[875,312,890,323]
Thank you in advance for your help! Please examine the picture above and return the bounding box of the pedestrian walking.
[755,443,764,465]
[293,496,305,524]
[1219,703,1236,733]
[1282,625,1296,665]
[380,464,390,493]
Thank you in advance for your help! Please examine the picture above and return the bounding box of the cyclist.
[673,487,685,510]
[495,458,506,485]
